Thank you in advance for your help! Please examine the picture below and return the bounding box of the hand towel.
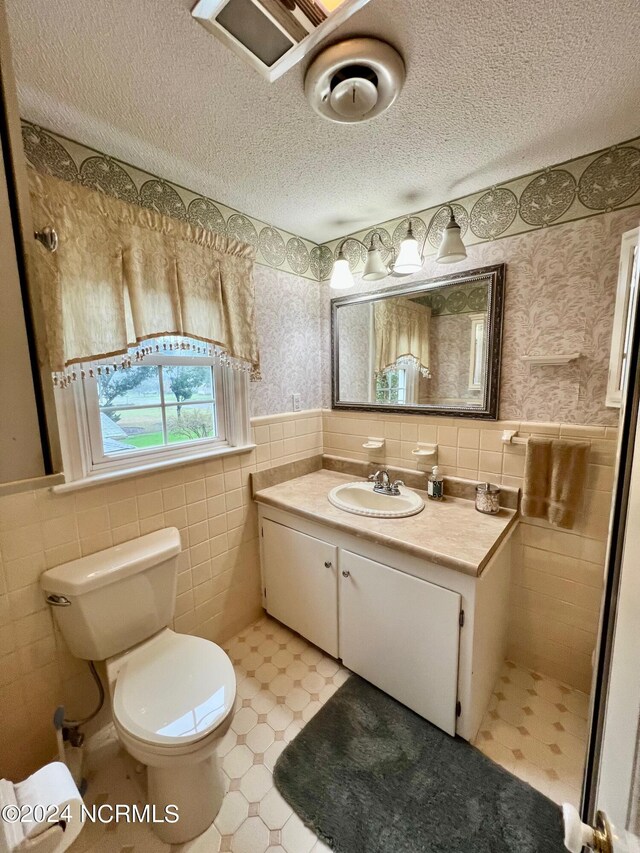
[522,437,589,529]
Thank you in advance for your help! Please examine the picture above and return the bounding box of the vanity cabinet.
[339,550,461,735]
[258,503,512,741]
[262,519,339,657]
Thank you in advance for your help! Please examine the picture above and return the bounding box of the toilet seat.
[113,629,235,750]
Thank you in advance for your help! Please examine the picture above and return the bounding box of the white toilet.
[41,527,236,844]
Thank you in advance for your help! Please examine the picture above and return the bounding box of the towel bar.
[502,429,528,445]
[502,429,589,447]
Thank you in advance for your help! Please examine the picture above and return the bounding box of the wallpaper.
[420,314,482,405]
[251,266,323,416]
[321,138,640,277]
[413,281,488,316]
[21,121,319,281]
[24,119,640,289]
[337,303,372,402]
[22,118,640,424]
[20,120,324,418]
[322,206,640,426]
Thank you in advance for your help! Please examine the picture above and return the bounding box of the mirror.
[331,264,505,419]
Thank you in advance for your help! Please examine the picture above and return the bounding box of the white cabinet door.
[262,519,338,657]
[339,550,461,735]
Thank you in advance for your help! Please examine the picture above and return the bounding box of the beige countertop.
[254,469,518,578]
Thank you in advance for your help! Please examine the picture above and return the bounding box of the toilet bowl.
[41,528,237,844]
[107,628,236,842]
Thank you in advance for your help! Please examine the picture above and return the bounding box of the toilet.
[40,527,236,844]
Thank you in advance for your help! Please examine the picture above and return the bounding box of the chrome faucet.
[368,469,404,496]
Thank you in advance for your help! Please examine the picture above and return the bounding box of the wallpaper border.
[318,137,640,280]
[22,118,640,287]
[20,120,320,282]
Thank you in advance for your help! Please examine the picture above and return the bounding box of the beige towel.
[522,437,589,529]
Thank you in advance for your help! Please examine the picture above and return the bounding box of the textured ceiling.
[7,0,640,242]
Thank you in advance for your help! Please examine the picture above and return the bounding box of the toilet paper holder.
[0,762,84,853]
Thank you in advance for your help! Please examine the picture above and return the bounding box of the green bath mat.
[274,676,566,853]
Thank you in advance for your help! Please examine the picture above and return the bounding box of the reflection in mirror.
[332,265,504,419]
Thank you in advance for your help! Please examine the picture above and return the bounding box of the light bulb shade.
[362,246,388,281]
[436,221,467,264]
[393,235,423,274]
[330,255,354,289]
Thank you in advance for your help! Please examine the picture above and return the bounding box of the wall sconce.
[362,235,389,281]
[392,218,423,274]
[330,232,391,289]
[329,207,467,287]
[330,220,424,289]
[436,206,467,264]
[329,245,355,289]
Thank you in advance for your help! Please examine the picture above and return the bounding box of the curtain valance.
[28,170,260,379]
[374,297,431,377]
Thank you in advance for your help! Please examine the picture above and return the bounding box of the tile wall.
[323,408,617,693]
[0,410,322,779]
[0,402,614,780]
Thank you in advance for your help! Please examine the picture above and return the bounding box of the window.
[375,361,419,405]
[468,314,486,391]
[607,228,640,408]
[376,368,407,404]
[55,338,252,486]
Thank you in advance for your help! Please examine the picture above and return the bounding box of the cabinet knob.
[324,561,332,568]
[342,570,350,578]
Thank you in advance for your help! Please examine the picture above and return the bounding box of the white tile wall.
[0,410,322,779]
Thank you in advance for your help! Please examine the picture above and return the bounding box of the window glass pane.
[100,408,164,453]
[90,343,225,463]
[376,369,406,404]
[163,365,214,407]
[166,403,216,444]
[97,366,161,408]
[473,323,485,387]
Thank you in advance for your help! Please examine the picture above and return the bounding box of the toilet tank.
[41,527,181,661]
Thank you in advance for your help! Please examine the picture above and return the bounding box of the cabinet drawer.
[339,550,461,735]
[262,518,338,657]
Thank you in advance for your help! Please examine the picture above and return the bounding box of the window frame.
[468,313,486,391]
[374,363,419,406]
[607,228,640,409]
[86,356,226,468]
[375,368,407,405]
[54,351,253,489]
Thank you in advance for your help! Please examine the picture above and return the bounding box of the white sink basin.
[328,481,425,518]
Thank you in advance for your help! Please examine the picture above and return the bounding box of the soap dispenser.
[427,466,444,500]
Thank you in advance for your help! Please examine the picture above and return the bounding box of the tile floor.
[69,615,588,852]
[472,659,589,808]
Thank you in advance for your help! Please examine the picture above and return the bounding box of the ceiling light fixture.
[305,38,405,123]
[436,206,467,264]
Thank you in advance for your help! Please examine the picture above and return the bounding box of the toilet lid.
[113,631,236,747]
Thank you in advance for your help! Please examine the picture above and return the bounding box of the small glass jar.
[475,482,501,514]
